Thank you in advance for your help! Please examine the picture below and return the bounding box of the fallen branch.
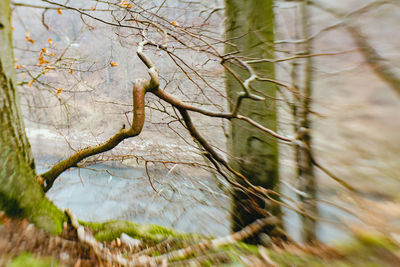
[155,216,280,263]
[65,209,156,267]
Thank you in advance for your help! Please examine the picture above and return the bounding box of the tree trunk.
[224,0,281,243]
[297,0,317,243]
[0,0,66,234]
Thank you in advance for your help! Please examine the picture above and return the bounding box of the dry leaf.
[21,73,26,78]
[119,0,133,8]
[49,53,57,57]
[57,8,62,15]
[28,80,34,87]
[25,36,34,44]
[41,48,48,53]
[15,64,20,69]
[69,69,73,74]
[56,88,63,95]
[25,32,35,43]
[11,26,14,31]
[110,61,118,67]
[38,51,50,65]
[14,58,18,63]
[25,36,35,44]
[90,6,95,11]
[48,38,53,46]
[171,21,179,26]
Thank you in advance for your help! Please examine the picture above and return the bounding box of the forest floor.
[2,210,400,267]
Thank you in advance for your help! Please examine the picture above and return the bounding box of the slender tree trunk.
[0,0,66,234]
[298,0,317,243]
[225,0,282,243]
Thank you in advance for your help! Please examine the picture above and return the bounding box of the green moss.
[265,231,400,267]
[268,250,328,267]
[81,220,201,243]
[8,253,58,267]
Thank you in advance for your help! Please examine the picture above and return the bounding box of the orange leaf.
[38,52,50,65]
[41,48,48,53]
[48,38,53,46]
[25,36,35,44]
[49,53,57,57]
[110,61,118,67]
[28,80,34,87]
[11,26,14,31]
[25,31,34,43]
[119,0,133,8]
[21,73,26,78]
[14,58,18,63]
[56,88,63,95]
[15,64,20,69]
[69,69,73,74]
[90,6,95,11]
[171,21,179,26]
[57,8,62,15]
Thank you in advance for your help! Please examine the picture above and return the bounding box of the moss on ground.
[8,253,58,267]
[267,232,400,267]
[80,219,202,242]
[81,219,400,266]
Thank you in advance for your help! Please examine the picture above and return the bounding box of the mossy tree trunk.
[225,0,281,242]
[0,0,66,234]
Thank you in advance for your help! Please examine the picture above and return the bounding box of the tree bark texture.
[225,0,281,242]
[0,0,66,234]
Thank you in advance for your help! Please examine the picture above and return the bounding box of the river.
[29,127,356,243]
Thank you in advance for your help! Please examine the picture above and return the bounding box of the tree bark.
[225,0,282,243]
[0,0,66,234]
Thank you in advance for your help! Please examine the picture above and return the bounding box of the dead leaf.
[110,61,118,67]
[48,38,53,46]
[38,51,50,65]
[28,80,34,87]
[69,69,73,74]
[172,21,179,26]
[41,48,48,53]
[25,35,35,44]
[57,8,62,15]
[90,6,95,11]
[25,36,34,44]
[56,88,63,95]
[119,0,133,8]
[49,53,57,57]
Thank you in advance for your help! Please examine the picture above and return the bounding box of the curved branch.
[40,80,147,192]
